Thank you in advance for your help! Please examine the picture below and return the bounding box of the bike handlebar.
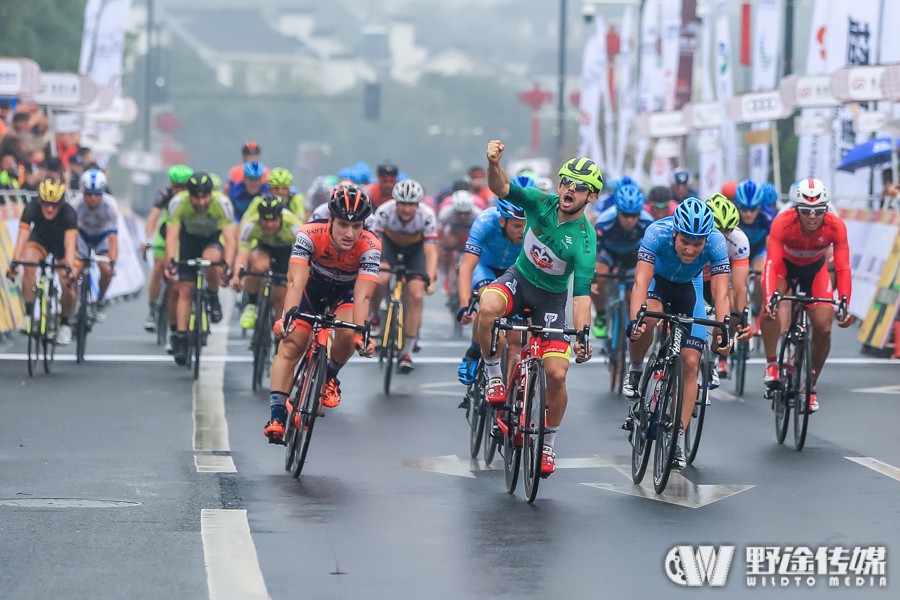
[288,310,371,348]
[489,318,590,358]
[768,292,848,321]
[634,302,731,341]
[10,259,70,271]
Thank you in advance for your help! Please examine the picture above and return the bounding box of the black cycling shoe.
[623,370,642,399]
[208,293,223,324]
[172,333,188,366]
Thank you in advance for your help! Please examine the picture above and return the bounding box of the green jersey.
[168,190,234,237]
[504,183,597,297]
[242,193,306,224]
[239,209,303,252]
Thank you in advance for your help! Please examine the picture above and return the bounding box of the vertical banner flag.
[652,0,682,185]
[597,13,615,176]
[577,17,607,168]
[78,0,104,76]
[634,0,661,187]
[795,0,831,186]
[675,0,698,110]
[749,0,783,184]
[878,0,900,152]
[613,6,635,178]
[80,0,134,95]
[829,0,881,203]
[698,1,724,199]
[715,0,738,181]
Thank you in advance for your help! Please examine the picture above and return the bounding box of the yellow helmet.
[38,178,67,203]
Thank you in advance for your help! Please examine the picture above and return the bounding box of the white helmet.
[794,178,828,208]
[81,169,107,194]
[451,190,474,213]
[392,179,424,204]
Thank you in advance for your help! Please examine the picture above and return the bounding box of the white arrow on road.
[402,454,634,478]
[581,464,755,509]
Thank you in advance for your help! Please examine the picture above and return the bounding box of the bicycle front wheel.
[156,280,169,346]
[26,294,40,378]
[252,296,273,392]
[522,361,547,504]
[292,347,328,478]
[631,359,656,484]
[684,349,709,466]
[501,380,522,494]
[75,279,90,364]
[653,356,684,494]
[468,361,486,458]
[733,338,748,396]
[192,297,205,380]
[43,292,58,374]
[382,302,398,395]
[793,334,812,451]
[774,335,793,445]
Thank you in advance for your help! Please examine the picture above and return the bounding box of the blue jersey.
[464,207,522,270]
[228,181,271,221]
[637,217,730,283]
[740,209,773,251]
[595,206,654,258]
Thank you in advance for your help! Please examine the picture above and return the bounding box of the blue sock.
[270,392,288,422]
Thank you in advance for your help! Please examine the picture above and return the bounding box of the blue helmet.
[511,174,536,188]
[761,183,778,207]
[672,169,690,185]
[614,184,645,214]
[496,198,525,220]
[673,197,714,238]
[243,161,265,179]
[734,179,764,209]
[338,167,354,180]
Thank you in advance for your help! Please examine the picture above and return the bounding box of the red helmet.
[241,141,260,155]
[720,180,737,200]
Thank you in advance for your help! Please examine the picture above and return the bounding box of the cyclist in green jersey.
[165,171,238,364]
[478,140,598,476]
[144,164,192,335]
[231,194,303,328]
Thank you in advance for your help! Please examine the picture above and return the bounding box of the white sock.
[630,360,644,372]
[484,357,502,380]
[544,427,559,450]
[402,337,417,356]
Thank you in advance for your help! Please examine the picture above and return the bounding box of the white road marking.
[403,454,635,478]
[193,295,234,453]
[846,457,900,483]
[850,385,900,395]
[194,454,237,473]
[201,509,269,600]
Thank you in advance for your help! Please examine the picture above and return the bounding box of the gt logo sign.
[665,545,735,587]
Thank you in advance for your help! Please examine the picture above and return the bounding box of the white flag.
[577,18,607,168]
[634,0,661,187]
[698,2,723,199]
[795,0,833,186]
[749,0,782,184]
[715,0,738,181]
[613,6,635,178]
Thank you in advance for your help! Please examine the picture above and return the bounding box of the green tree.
[0,0,88,72]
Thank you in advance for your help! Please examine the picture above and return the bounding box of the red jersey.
[228,164,270,185]
[764,210,851,301]
[366,183,395,209]
[290,222,382,285]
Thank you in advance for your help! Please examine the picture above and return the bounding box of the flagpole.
[558,0,567,155]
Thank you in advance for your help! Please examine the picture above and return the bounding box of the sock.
[247,293,259,305]
[544,426,559,450]
[402,336,417,356]
[269,391,289,421]
[484,356,502,380]
[677,429,685,446]
[169,323,177,333]
[766,358,777,367]
[630,360,644,372]
[326,358,345,381]
[25,302,34,316]
[465,342,481,359]
[60,317,69,326]
[595,311,606,322]
[149,301,156,312]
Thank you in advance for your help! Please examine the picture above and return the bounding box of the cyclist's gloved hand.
[354,332,375,357]
[275,306,300,339]
[736,323,753,340]
[456,305,475,324]
[626,319,644,341]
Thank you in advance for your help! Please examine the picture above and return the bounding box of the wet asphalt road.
[1,292,898,599]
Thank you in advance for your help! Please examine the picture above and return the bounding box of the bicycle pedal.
[621,417,633,432]
[458,398,470,409]
[267,436,286,446]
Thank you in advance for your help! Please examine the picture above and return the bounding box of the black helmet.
[187,171,214,196]
[241,141,260,155]
[648,185,674,208]
[256,194,284,220]
[328,185,372,222]
[377,162,399,177]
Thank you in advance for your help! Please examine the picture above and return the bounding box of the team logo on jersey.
[544,313,558,326]
[504,278,518,294]
[562,235,572,248]
[530,245,554,269]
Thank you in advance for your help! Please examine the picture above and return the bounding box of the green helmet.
[210,172,222,190]
[706,193,739,230]
[269,167,293,187]
[557,157,603,193]
[256,193,285,220]
[168,164,193,185]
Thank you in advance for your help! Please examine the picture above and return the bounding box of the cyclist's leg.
[760,261,788,364]
[202,241,225,322]
[268,247,291,318]
[97,256,113,302]
[807,263,837,388]
[267,321,312,439]
[458,265,495,383]
[323,300,356,407]
[239,247,269,327]
[591,253,612,336]
[477,267,525,400]
[20,242,47,314]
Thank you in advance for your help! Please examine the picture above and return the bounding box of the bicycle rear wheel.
[609,302,627,395]
[292,347,327,478]
[26,293,41,378]
[653,356,683,494]
[774,335,793,445]
[793,334,811,451]
[501,379,522,494]
[522,361,547,504]
[733,338,748,395]
[468,361,486,458]
[684,349,709,466]
[631,358,656,484]
[284,354,310,470]
[43,291,58,374]
[192,296,204,380]
[252,295,273,391]
[156,280,169,346]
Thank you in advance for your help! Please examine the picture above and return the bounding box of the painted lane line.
[846,457,900,483]
[201,509,270,600]
[193,293,233,453]
[850,385,900,395]
[194,454,237,473]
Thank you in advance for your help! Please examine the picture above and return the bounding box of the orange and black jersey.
[290,223,381,285]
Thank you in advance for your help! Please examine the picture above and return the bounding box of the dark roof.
[172,8,317,58]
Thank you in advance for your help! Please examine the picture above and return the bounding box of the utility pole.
[557,0,567,154]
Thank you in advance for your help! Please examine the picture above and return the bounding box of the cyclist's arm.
[282,260,310,318]
[830,217,852,302]
[708,233,732,324]
[352,276,376,328]
[457,252,478,308]
[424,242,439,286]
[710,271,732,325]
[731,261,749,314]
[763,215,786,301]
[145,207,162,239]
[630,259,654,321]
[573,295,592,335]
[487,156,510,199]
[165,221,180,266]
[222,223,238,271]
[63,229,78,268]
[108,233,118,264]
[13,222,30,261]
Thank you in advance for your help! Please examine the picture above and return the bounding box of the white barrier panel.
[841,209,900,319]
[105,212,146,299]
